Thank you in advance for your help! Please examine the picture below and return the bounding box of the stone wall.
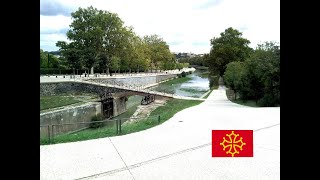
[40,74,177,96]
[226,89,236,100]
[113,96,127,116]
[40,102,101,138]
[40,81,126,96]
[39,74,177,138]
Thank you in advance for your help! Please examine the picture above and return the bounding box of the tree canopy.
[208,27,253,76]
[143,34,174,71]
[223,41,280,106]
[55,6,176,73]
[40,49,64,69]
[178,54,209,67]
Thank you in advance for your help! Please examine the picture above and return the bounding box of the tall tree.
[143,35,173,71]
[40,49,48,68]
[248,41,280,106]
[56,41,82,69]
[58,6,130,74]
[224,41,280,106]
[223,61,245,99]
[208,27,253,76]
[40,49,61,68]
[55,7,174,74]
[110,56,120,73]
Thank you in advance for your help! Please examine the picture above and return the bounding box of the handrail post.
[116,119,119,134]
[47,125,50,144]
[51,125,54,144]
[119,119,122,134]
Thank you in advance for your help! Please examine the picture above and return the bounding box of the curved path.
[40,86,280,180]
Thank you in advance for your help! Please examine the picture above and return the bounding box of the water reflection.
[150,70,210,98]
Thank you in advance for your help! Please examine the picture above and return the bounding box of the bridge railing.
[83,78,177,97]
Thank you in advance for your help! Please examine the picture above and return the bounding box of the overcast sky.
[40,0,279,54]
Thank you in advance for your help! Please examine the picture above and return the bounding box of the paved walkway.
[40,86,280,180]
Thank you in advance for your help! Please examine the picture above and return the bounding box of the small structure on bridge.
[141,94,155,105]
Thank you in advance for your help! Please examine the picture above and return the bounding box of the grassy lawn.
[231,99,258,107]
[180,88,208,94]
[41,99,202,145]
[198,72,209,78]
[159,76,192,86]
[149,99,202,121]
[40,96,82,111]
[193,66,209,70]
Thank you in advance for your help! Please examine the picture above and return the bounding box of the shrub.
[90,114,104,128]
[181,71,187,77]
[257,94,279,107]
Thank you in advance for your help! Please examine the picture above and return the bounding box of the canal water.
[149,70,210,98]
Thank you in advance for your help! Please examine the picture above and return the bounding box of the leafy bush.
[181,71,187,77]
[257,94,279,107]
[90,114,104,128]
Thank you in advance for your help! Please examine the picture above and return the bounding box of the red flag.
[212,130,253,157]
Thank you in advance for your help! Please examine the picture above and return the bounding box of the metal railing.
[83,78,177,98]
[40,115,161,145]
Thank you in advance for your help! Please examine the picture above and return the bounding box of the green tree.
[178,56,206,67]
[40,49,61,69]
[48,54,60,68]
[119,32,148,73]
[251,41,280,106]
[40,49,48,68]
[55,7,174,74]
[202,53,210,67]
[58,6,130,74]
[223,61,244,99]
[143,34,173,71]
[229,41,280,106]
[56,42,82,70]
[110,56,120,73]
[208,27,252,76]
[176,63,183,71]
[162,56,176,70]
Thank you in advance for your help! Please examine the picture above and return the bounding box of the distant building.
[172,52,201,59]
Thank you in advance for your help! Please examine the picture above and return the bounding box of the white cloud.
[40,15,72,33]
[40,0,280,54]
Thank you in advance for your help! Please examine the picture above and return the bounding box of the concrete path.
[40,86,280,180]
